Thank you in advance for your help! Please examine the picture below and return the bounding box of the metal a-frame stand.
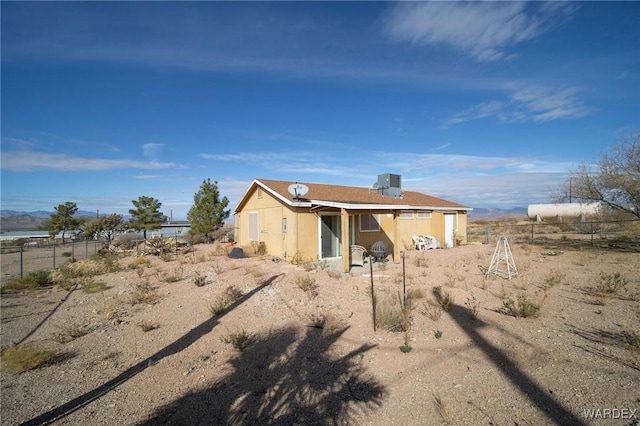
[485,236,518,280]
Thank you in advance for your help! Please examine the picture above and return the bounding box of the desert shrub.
[420,303,443,321]
[249,241,267,256]
[503,294,541,318]
[465,294,480,319]
[61,251,73,258]
[193,272,207,287]
[1,345,56,373]
[220,329,251,351]
[595,272,628,294]
[301,260,317,272]
[375,292,412,332]
[128,257,150,269]
[160,252,173,262]
[209,285,244,316]
[295,274,318,297]
[434,286,455,311]
[163,266,184,283]
[434,330,443,339]
[309,313,344,337]
[54,320,90,343]
[128,282,159,306]
[433,394,452,424]
[543,269,566,288]
[211,262,226,274]
[413,255,429,268]
[116,234,140,249]
[137,320,159,332]
[290,251,307,265]
[81,279,108,293]
[4,270,52,290]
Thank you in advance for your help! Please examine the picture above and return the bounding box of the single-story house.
[233,175,472,272]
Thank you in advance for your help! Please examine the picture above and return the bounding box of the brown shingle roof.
[256,178,470,210]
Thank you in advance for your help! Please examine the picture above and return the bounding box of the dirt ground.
[1,241,639,425]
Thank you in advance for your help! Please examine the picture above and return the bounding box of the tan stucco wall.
[234,187,320,261]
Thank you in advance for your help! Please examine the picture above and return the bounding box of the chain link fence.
[1,240,102,286]
[466,219,640,250]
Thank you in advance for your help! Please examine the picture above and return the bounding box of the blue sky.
[1,1,638,219]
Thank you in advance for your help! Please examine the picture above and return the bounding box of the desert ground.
[1,240,639,425]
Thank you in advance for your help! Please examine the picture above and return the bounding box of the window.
[248,212,259,241]
[417,210,432,219]
[359,214,380,232]
[399,210,413,219]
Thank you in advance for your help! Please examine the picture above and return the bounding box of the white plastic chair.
[412,235,426,251]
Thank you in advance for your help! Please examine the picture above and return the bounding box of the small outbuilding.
[233,175,472,272]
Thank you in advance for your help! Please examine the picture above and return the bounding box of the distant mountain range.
[1,210,113,232]
[468,207,528,220]
[1,208,528,232]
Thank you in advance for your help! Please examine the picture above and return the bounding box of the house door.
[444,214,455,248]
[320,214,342,258]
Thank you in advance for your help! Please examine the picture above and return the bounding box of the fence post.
[72,240,75,262]
[53,243,56,269]
[20,247,24,278]
[85,239,89,258]
[531,224,534,244]
[484,226,489,245]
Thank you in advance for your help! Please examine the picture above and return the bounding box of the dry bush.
[209,285,244,316]
[433,394,453,425]
[211,262,226,274]
[413,254,429,268]
[434,286,455,311]
[137,320,159,332]
[94,296,125,321]
[543,269,566,289]
[128,282,159,306]
[309,313,345,337]
[503,293,541,318]
[1,345,56,374]
[128,257,150,269]
[53,320,91,343]
[193,272,207,287]
[81,278,108,293]
[375,292,412,332]
[585,272,628,304]
[163,266,184,283]
[465,294,480,319]
[295,274,318,297]
[220,329,251,351]
[420,302,443,321]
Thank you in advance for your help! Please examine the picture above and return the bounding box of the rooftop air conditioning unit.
[377,173,402,198]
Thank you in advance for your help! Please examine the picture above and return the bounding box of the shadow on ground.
[21,276,282,426]
[139,325,386,425]
[439,288,586,426]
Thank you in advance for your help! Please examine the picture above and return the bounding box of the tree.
[557,133,640,219]
[187,179,230,242]
[82,214,126,242]
[49,202,79,243]
[129,196,167,239]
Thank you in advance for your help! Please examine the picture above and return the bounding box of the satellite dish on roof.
[288,183,309,199]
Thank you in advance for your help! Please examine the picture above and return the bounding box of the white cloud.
[384,2,545,62]
[445,84,592,126]
[142,143,164,161]
[1,151,183,172]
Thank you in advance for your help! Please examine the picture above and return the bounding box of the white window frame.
[399,210,413,220]
[417,210,432,219]
[248,212,259,241]
[359,214,380,232]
